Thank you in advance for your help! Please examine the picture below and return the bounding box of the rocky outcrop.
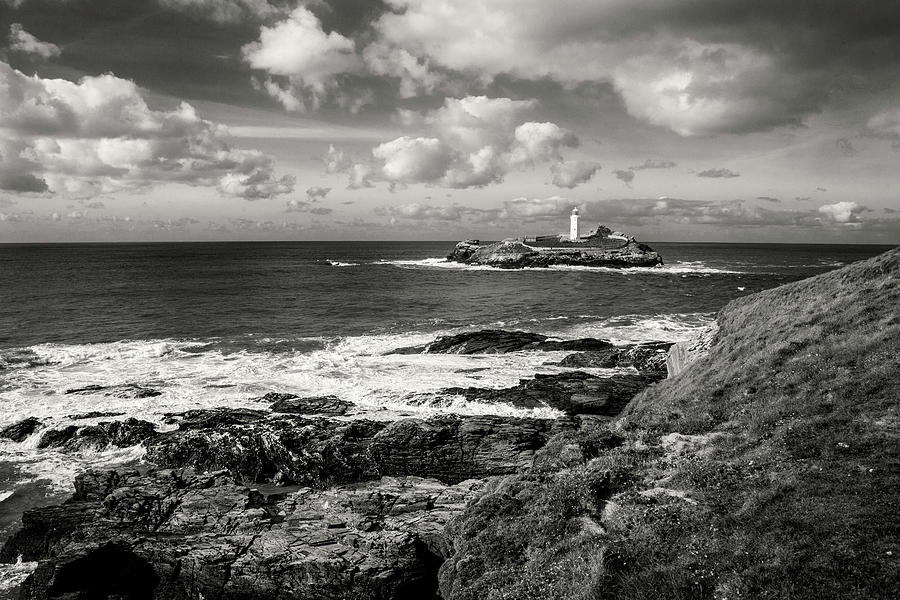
[2,468,484,600]
[391,329,615,355]
[65,383,162,399]
[269,395,354,416]
[436,372,659,416]
[447,234,663,268]
[35,418,158,451]
[551,341,674,373]
[1,416,43,442]
[146,410,575,486]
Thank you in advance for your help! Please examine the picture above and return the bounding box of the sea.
[0,240,894,586]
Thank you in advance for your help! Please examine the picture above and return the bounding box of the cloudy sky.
[1,0,899,242]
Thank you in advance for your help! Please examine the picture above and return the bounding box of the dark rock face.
[270,395,354,416]
[146,411,573,487]
[447,235,663,269]
[2,468,483,600]
[552,341,674,373]
[65,383,162,399]
[391,329,615,355]
[438,372,659,416]
[35,418,158,451]
[0,416,43,442]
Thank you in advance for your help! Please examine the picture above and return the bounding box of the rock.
[666,322,719,377]
[391,329,615,355]
[145,411,572,486]
[437,372,656,416]
[553,341,674,372]
[0,416,42,442]
[69,411,126,420]
[1,468,485,600]
[447,228,663,269]
[251,391,300,403]
[65,383,162,399]
[270,395,353,416]
[34,419,157,451]
[165,407,268,428]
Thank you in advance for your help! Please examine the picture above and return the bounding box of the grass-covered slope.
[439,247,899,600]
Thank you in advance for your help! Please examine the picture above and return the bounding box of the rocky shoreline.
[446,236,663,269]
[0,329,677,599]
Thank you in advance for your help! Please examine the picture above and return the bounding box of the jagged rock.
[69,411,126,420]
[0,416,42,442]
[553,341,674,372]
[270,395,354,416]
[1,468,484,600]
[34,419,157,451]
[447,230,663,269]
[164,407,268,428]
[437,372,657,416]
[65,383,162,399]
[391,329,615,355]
[251,391,300,403]
[145,411,572,486]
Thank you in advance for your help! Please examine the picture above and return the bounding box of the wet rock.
[34,419,157,451]
[36,425,79,448]
[145,412,572,486]
[392,329,615,355]
[165,407,268,428]
[251,391,300,403]
[2,468,485,600]
[0,416,42,442]
[553,341,674,373]
[270,395,354,416]
[438,372,656,416]
[69,411,126,420]
[65,383,162,399]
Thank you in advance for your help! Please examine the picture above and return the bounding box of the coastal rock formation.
[146,410,576,486]
[447,230,662,269]
[665,322,719,377]
[65,383,162,399]
[552,341,674,373]
[436,372,659,416]
[36,418,158,451]
[391,329,615,354]
[1,468,483,600]
[0,416,43,442]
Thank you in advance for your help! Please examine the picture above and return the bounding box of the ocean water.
[0,240,894,571]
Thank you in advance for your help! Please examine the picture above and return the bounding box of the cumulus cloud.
[156,0,288,24]
[818,201,867,223]
[630,159,676,170]
[697,168,740,178]
[7,23,60,59]
[502,196,573,219]
[375,202,495,221]
[331,96,579,190]
[0,62,294,199]
[242,7,360,111]
[550,160,601,188]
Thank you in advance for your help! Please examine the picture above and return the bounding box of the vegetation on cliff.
[439,248,900,599]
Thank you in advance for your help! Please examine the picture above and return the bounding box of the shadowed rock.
[270,395,354,416]
[1,417,42,442]
[65,383,161,399]
[391,329,615,355]
[1,468,484,600]
[551,341,674,372]
[35,419,157,451]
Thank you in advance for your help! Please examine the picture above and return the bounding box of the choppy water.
[0,240,893,579]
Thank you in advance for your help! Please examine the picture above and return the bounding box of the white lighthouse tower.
[569,207,580,241]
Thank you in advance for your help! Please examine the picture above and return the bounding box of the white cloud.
[373,136,453,184]
[550,160,601,188]
[306,186,331,201]
[156,0,287,24]
[8,23,60,59]
[242,7,359,112]
[0,62,294,199]
[502,195,573,219]
[818,201,865,224]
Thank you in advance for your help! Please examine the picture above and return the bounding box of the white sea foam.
[377,257,747,274]
[0,490,13,503]
[0,557,39,593]
[548,313,716,344]
[325,259,360,267]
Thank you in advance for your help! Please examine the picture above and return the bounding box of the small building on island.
[520,207,635,250]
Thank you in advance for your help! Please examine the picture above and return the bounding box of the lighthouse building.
[569,207,580,241]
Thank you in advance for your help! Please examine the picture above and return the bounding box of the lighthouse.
[569,207,580,241]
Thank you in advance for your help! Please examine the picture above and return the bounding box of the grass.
[439,247,900,600]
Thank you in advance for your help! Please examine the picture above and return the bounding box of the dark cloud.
[836,137,857,155]
[614,169,635,185]
[0,172,49,192]
[629,159,676,170]
[816,186,828,192]
[697,168,740,178]
[756,196,780,203]
[306,185,332,201]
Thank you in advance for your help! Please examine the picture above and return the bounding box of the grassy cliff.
[438,247,900,600]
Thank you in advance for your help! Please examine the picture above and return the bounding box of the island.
[447,208,663,268]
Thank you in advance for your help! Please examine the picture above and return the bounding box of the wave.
[376,257,748,275]
[324,259,360,267]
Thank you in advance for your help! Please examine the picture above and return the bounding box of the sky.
[0,0,899,243]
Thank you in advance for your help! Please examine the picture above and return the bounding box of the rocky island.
[447,210,663,268]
